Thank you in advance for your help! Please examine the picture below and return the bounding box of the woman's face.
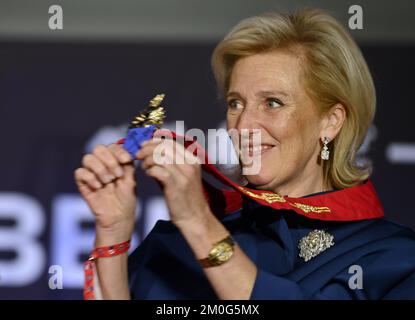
[226,50,326,196]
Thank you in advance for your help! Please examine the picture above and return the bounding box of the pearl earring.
[321,137,330,160]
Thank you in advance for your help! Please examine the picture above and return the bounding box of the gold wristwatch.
[199,235,235,268]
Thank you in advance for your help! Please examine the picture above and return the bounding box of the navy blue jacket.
[128,199,415,299]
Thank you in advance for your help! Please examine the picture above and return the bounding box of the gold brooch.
[298,230,334,262]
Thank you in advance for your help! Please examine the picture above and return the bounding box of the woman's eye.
[266,98,283,109]
[227,99,243,110]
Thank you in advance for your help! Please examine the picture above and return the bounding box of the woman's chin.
[244,174,273,190]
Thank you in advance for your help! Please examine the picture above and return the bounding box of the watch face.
[210,243,233,263]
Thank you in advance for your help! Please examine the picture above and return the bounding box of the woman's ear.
[321,103,346,141]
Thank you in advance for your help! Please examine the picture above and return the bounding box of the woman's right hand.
[74,144,137,246]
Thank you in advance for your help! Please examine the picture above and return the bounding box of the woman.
[75,9,415,299]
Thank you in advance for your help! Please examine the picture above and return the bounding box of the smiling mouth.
[241,144,275,157]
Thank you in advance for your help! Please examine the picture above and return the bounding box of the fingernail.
[115,167,123,178]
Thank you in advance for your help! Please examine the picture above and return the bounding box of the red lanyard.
[84,240,131,300]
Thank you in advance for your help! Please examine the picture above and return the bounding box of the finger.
[75,167,103,190]
[159,139,199,163]
[77,182,94,198]
[136,139,163,160]
[140,152,156,171]
[140,140,200,177]
[108,143,132,164]
[93,144,124,179]
[141,148,191,189]
[144,165,172,185]
[140,140,177,168]
[82,154,115,184]
[117,163,136,185]
[121,163,136,181]
[153,129,174,141]
[155,140,201,171]
[140,151,175,171]
[183,148,202,166]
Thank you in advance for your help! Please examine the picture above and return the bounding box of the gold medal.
[129,93,166,128]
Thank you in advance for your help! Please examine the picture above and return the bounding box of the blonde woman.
[75,9,415,299]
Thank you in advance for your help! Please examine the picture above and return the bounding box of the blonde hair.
[211,9,376,190]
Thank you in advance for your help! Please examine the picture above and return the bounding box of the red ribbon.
[84,240,131,300]
[116,131,384,222]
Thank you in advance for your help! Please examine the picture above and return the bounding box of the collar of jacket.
[122,130,384,222]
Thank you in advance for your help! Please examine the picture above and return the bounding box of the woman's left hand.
[136,134,211,229]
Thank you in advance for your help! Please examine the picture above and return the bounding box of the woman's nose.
[234,108,259,132]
